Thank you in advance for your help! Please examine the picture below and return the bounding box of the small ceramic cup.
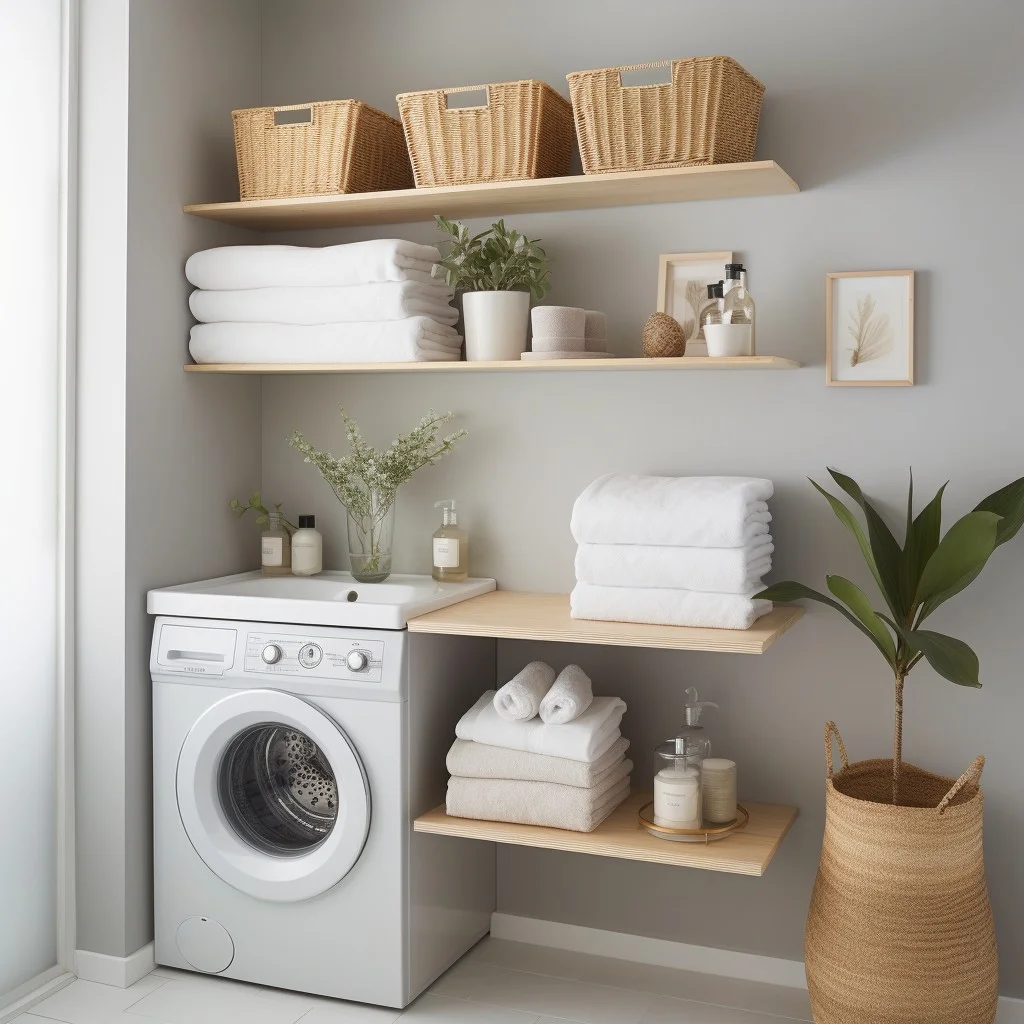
[704,323,752,357]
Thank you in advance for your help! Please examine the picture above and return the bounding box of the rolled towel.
[189,319,463,365]
[446,736,630,788]
[185,240,442,290]
[571,475,774,548]
[575,540,774,594]
[189,281,459,327]
[492,661,557,722]
[570,582,772,630]
[539,664,594,725]
[446,773,632,833]
[456,691,626,762]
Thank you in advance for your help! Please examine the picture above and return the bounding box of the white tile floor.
[13,940,814,1024]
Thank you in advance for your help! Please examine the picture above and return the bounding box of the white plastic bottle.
[291,514,323,576]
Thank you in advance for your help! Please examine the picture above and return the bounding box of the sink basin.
[147,570,496,630]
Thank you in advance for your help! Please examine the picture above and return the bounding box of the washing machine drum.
[176,689,370,902]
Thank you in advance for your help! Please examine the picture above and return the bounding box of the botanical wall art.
[826,270,914,386]
[656,251,733,356]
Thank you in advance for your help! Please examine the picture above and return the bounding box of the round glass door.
[177,689,370,902]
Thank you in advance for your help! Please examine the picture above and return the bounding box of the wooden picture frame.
[656,251,734,356]
[826,270,915,386]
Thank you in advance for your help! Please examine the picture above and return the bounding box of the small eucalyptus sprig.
[229,491,297,532]
[433,215,551,300]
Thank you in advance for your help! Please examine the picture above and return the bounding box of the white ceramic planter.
[463,290,531,361]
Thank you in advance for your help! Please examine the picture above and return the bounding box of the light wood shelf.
[407,592,802,654]
[414,792,798,876]
[183,161,799,231]
[184,355,799,375]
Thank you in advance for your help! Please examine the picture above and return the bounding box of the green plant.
[229,492,296,532]
[434,216,550,300]
[756,469,1024,804]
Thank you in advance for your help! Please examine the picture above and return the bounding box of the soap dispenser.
[677,687,718,761]
[652,688,719,831]
[432,500,468,582]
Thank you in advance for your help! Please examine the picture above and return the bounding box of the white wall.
[258,0,1024,995]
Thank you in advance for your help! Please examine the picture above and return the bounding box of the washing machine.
[148,571,497,1008]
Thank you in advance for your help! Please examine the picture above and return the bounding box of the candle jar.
[702,758,737,824]
[653,748,703,830]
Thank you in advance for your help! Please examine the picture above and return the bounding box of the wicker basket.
[232,100,413,201]
[396,80,574,187]
[567,57,765,173]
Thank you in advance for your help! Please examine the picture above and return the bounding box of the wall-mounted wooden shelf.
[183,161,799,231]
[184,355,799,375]
[407,592,802,654]
[415,792,798,876]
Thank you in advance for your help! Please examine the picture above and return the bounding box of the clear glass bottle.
[676,687,719,761]
[699,281,724,334]
[261,511,292,577]
[653,746,703,830]
[722,263,756,355]
[432,500,468,582]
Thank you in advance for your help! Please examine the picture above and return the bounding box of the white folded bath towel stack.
[570,474,776,630]
[447,672,631,833]
[185,240,462,364]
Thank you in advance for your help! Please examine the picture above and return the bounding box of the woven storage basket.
[232,100,413,201]
[567,57,764,173]
[804,722,998,1024]
[396,80,574,187]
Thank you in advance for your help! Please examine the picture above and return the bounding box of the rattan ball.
[642,312,687,358]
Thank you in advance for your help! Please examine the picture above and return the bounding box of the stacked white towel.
[447,685,632,833]
[185,240,462,364]
[570,474,776,630]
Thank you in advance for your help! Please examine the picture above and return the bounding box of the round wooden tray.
[637,802,750,843]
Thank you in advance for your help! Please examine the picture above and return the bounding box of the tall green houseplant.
[757,469,1024,802]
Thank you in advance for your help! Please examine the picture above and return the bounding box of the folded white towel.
[446,774,632,833]
[571,475,774,548]
[570,582,772,630]
[575,540,774,594]
[188,319,463,365]
[189,281,459,327]
[446,736,631,788]
[539,664,594,725]
[185,240,442,290]
[456,691,626,762]
[493,661,557,722]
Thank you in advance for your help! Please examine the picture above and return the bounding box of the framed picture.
[656,251,733,356]
[826,271,915,386]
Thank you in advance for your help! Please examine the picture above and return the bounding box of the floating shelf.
[184,355,799,375]
[407,592,802,654]
[414,792,798,876]
[183,161,799,231]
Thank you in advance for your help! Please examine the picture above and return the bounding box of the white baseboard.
[1,969,75,1024]
[491,913,1024,1022]
[75,943,155,988]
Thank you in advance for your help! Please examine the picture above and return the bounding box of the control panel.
[243,632,385,683]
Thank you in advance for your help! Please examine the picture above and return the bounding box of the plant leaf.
[826,575,897,662]
[886,620,981,687]
[827,468,905,617]
[754,580,896,666]
[974,476,1024,547]
[900,481,946,613]
[914,510,1001,609]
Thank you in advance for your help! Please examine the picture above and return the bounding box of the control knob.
[261,644,283,665]
[346,650,370,672]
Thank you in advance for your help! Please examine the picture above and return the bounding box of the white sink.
[147,570,496,630]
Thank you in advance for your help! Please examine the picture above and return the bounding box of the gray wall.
[258,0,1024,994]
[75,0,263,957]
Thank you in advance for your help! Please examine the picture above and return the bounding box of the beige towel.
[446,736,630,788]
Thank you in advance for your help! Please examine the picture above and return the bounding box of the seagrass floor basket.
[396,79,574,187]
[804,722,998,1024]
[232,99,413,200]
[567,57,764,173]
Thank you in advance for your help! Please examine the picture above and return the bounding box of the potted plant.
[756,469,1024,1024]
[434,215,550,361]
[289,408,466,583]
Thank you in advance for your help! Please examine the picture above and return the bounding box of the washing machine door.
[176,689,370,902]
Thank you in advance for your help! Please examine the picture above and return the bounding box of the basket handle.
[937,756,985,815]
[441,85,490,111]
[270,103,315,129]
[824,721,849,779]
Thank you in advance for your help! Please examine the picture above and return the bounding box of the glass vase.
[346,489,395,583]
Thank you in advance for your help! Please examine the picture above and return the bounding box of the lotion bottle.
[291,514,323,576]
[432,500,468,582]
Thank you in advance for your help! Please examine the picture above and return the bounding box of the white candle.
[654,766,701,829]
[702,758,737,824]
